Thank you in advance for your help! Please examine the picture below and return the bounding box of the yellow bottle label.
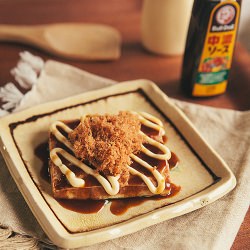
[192,0,240,96]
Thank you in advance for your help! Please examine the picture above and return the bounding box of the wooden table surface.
[0,1,249,249]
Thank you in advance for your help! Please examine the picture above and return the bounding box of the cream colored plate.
[0,80,236,248]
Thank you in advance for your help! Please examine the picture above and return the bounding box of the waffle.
[49,113,173,200]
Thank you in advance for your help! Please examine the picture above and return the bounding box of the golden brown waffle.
[49,119,172,200]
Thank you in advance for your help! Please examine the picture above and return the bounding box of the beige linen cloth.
[0,60,249,250]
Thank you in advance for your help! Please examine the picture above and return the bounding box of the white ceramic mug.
[141,0,194,55]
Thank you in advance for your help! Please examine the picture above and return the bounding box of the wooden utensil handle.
[0,25,42,42]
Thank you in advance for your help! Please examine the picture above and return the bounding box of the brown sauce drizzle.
[132,150,167,177]
[57,119,80,137]
[110,183,180,215]
[110,197,147,215]
[162,135,168,144]
[141,124,159,136]
[57,199,107,214]
[169,151,179,170]
[34,142,50,183]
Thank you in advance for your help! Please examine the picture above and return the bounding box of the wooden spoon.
[0,23,121,60]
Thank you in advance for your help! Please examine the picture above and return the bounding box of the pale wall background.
[239,0,250,50]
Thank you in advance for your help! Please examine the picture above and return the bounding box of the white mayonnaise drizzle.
[50,148,120,195]
[50,121,74,151]
[129,112,171,194]
[49,112,171,195]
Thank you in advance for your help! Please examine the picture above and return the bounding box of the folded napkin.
[0,54,249,250]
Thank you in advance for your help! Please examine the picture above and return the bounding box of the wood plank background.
[0,1,249,249]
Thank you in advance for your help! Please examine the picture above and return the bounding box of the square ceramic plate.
[0,80,236,248]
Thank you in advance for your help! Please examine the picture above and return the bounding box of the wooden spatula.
[0,23,121,60]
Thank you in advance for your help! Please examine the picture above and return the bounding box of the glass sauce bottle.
[181,0,242,97]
